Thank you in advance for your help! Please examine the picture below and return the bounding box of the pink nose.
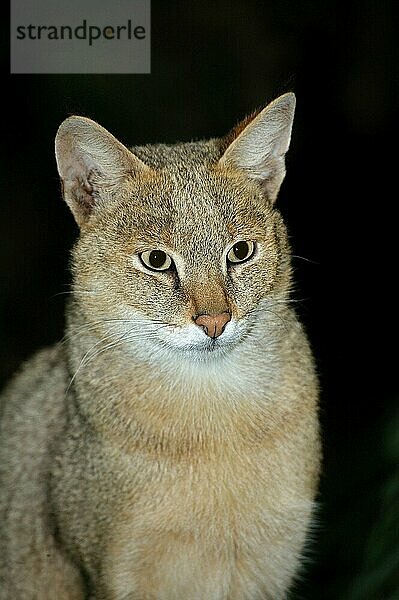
[194,312,231,339]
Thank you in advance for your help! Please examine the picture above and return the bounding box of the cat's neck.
[66,307,299,457]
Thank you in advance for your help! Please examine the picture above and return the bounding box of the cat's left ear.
[218,93,296,203]
[55,116,152,228]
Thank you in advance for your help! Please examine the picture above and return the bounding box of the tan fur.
[0,93,320,599]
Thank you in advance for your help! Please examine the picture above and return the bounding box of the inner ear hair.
[55,115,153,227]
[218,93,296,204]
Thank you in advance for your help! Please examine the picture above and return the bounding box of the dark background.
[2,1,398,598]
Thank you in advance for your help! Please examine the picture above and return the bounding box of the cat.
[0,92,320,599]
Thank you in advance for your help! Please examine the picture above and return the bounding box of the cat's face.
[56,93,296,362]
[71,163,290,360]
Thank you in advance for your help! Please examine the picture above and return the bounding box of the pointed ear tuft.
[219,93,296,203]
[55,116,151,227]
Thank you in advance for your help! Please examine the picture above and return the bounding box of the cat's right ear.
[218,93,296,204]
[55,116,151,228]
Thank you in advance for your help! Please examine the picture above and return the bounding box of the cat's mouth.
[114,311,251,361]
[185,335,233,354]
[154,318,247,356]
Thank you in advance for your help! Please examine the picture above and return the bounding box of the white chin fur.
[158,320,239,351]
[114,309,247,360]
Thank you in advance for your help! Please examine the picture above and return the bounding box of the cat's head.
[55,94,295,363]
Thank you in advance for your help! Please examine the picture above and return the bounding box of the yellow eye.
[140,250,173,271]
[227,241,255,264]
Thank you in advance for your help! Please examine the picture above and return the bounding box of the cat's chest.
[101,447,307,599]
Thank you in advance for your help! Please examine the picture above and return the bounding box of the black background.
[2,1,398,598]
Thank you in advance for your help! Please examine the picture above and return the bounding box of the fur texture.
[0,93,320,599]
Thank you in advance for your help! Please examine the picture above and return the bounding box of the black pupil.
[149,250,167,269]
[234,241,249,261]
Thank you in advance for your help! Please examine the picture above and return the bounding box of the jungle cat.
[0,93,320,599]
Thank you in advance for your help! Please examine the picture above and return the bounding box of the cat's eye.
[140,250,173,271]
[227,241,255,265]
